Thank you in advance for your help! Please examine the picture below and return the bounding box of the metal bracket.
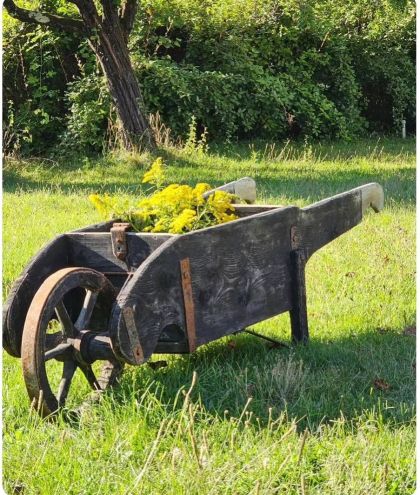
[242,328,289,348]
[111,222,131,261]
[180,258,197,353]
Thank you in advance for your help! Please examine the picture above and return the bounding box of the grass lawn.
[3,138,415,494]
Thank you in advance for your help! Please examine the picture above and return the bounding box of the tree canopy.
[3,0,416,154]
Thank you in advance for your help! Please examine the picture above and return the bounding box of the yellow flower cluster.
[88,193,130,220]
[89,158,238,234]
[141,157,164,187]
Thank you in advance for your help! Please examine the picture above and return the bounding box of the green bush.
[2,0,415,154]
[59,73,110,153]
[136,58,360,141]
[3,26,71,154]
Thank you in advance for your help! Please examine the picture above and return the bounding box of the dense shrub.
[59,73,110,153]
[136,59,357,141]
[2,0,415,154]
[3,26,75,154]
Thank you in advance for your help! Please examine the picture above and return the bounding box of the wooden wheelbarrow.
[2,179,384,416]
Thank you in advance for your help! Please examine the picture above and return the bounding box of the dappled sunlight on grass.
[3,138,415,494]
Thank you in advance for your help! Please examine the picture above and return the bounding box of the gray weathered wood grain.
[110,207,299,364]
[3,183,383,361]
[110,183,383,365]
[67,232,172,273]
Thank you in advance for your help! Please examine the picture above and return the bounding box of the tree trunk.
[90,22,154,150]
[3,0,155,150]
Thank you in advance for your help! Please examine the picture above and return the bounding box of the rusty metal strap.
[180,258,197,353]
[111,222,131,261]
[122,306,144,364]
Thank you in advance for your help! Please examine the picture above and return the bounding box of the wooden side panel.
[2,235,71,357]
[298,189,362,258]
[235,204,281,217]
[67,233,172,273]
[111,207,299,365]
[109,236,184,362]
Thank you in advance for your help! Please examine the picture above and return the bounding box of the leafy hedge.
[3,0,416,154]
[136,59,357,141]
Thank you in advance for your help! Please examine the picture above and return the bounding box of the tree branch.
[68,0,101,34]
[3,0,85,33]
[120,0,138,39]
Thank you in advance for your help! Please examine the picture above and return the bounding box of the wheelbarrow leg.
[289,249,309,344]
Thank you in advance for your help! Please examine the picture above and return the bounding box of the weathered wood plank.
[110,207,300,365]
[66,232,172,273]
[298,189,362,258]
[234,204,281,217]
[71,219,122,233]
[2,235,71,357]
[298,183,384,258]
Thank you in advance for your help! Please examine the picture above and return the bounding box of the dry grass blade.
[297,428,309,464]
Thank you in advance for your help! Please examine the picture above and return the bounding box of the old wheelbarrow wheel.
[21,267,123,418]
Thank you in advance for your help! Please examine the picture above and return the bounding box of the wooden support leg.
[289,249,309,344]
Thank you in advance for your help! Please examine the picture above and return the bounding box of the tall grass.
[3,138,415,494]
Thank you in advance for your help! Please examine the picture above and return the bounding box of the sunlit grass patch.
[3,137,415,494]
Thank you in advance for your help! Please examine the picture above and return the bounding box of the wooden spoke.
[45,332,64,352]
[75,290,98,331]
[44,342,72,361]
[57,361,77,407]
[55,301,76,338]
[78,363,101,391]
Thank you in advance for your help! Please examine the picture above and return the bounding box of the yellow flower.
[193,183,211,205]
[151,218,171,233]
[142,157,165,186]
[213,211,238,223]
[206,190,237,222]
[89,194,111,219]
[89,164,239,233]
[208,190,235,209]
[169,208,197,233]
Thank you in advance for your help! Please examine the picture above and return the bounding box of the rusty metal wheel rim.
[21,267,123,418]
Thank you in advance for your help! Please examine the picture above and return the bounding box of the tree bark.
[71,0,156,150]
[90,16,155,149]
[3,0,155,150]
[3,0,84,33]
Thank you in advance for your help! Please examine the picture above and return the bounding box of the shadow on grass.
[159,149,416,206]
[3,156,415,207]
[208,137,416,162]
[107,328,415,431]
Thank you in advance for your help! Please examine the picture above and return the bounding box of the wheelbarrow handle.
[299,182,384,258]
[203,177,256,203]
[302,182,384,215]
[359,182,384,213]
